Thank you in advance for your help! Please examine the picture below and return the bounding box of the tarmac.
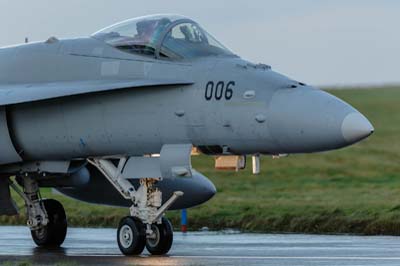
[1,226,400,266]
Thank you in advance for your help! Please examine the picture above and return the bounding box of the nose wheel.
[145,217,173,255]
[117,217,146,255]
[117,216,173,256]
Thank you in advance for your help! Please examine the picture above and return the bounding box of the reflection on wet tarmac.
[1,226,400,266]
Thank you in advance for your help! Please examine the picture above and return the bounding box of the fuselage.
[0,36,373,161]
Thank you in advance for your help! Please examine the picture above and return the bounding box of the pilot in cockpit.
[133,20,157,43]
[133,18,171,45]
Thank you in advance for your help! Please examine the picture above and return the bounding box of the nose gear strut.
[88,157,183,255]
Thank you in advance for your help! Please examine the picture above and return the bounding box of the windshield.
[161,22,235,59]
[92,15,180,57]
[92,14,235,59]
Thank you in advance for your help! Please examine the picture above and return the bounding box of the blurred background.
[0,0,399,87]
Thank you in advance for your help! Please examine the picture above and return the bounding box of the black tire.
[31,199,67,247]
[145,217,173,255]
[117,216,146,255]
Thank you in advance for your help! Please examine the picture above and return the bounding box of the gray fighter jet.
[0,14,373,255]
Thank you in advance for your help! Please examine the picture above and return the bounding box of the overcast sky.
[0,0,398,87]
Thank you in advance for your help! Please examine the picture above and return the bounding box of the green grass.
[2,87,400,235]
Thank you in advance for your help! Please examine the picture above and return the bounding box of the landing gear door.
[0,178,18,216]
[160,144,192,178]
[121,144,193,179]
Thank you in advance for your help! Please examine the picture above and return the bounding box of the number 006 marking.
[205,81,235,101]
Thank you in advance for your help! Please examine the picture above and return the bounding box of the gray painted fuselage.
[1,38,372,161]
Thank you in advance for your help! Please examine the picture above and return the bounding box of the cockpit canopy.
[92,14,235,60]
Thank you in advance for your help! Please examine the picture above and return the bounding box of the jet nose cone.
[267,86,374,153]
[341,112,374,144]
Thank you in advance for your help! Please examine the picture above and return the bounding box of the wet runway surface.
[1,226,400,265]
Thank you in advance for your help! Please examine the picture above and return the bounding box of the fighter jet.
[0,14,374,255]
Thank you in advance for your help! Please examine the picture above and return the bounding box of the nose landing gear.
[88,157,183,256]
